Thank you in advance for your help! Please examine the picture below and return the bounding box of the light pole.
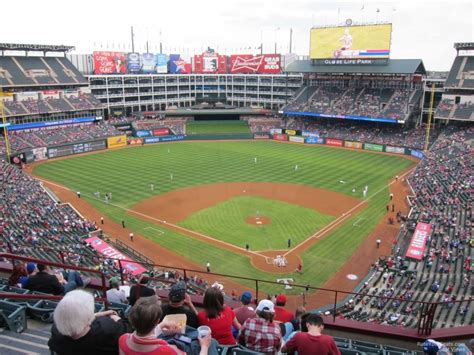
[274,27,280,54]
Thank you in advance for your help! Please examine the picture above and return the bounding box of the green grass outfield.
[186,120,250,135]
[33,141,415,293]
[179,196,335,250]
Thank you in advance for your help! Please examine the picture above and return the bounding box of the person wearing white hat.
[238,299,282,354]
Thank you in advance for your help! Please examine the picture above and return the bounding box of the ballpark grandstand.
[0,26,472,355]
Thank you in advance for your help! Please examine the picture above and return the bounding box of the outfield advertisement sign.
[230,54,281,74]
[305,137,325,144]
[272,134,288,141]
[284,129,298,136]
[128,138,143,145]
[93,51,127,74]
[85,237,147,275]
[169,54,192,73]
[153,128,170,136]
[386,146,405,154]
[156,54,168,73]
[411,150,425,159]
[135,130,152,138]
[289,136,305,143]
[364,143,384,152]
[141,53,157,73]
[254,134,270,139]
[269,128,282,135]
[344,141,363,149]
[47,140,106,158]
[144,135,185,144]
[283,111,399,124]
[326,138,343,147]
[302,131,319,137]
[107,135,127,149]
[405,222,431,260]
[127,53,141,73]
[8,117,97,131]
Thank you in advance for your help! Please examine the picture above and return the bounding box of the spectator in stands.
[161,281,199,329]
[238,299,282,354]
[128,273,155,306]
[233,291,256,325]
[274,294,294,323]
[25,264,87,295]
[106,277,128,304]
[197,286,241,345]
[48,290,129,355]
[7,263,28,287]
[281,313,340,355]
[119,295,199,355]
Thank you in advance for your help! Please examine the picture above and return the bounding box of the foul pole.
[0,88,12,161]
[424,83,435,153]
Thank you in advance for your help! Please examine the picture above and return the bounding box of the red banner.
[93,51,127,74]
[273,133,288,141]
[230,54,281,74]
[194,53,227,73]
[153,128,169,136]
[85,236,147,275]
[405,222,431,260]
[326,138,343,147]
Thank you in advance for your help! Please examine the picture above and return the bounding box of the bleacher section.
[0,56,87,87]
[435,99,473,121]
[284,86,420,121]
[445,56,474,89]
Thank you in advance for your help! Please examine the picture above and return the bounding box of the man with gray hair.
[48,290,129,354]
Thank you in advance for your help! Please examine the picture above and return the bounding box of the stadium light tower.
[274,27,280,54]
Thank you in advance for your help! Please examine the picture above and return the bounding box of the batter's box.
[144,226,165,235]
[352,218,365,227]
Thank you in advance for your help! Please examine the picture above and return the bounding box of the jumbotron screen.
[310,24,392,60]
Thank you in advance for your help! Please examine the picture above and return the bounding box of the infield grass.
[33,141,415,293]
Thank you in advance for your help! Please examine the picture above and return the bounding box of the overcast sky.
[2,0,472,71]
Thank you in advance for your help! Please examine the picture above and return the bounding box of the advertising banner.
[169,54,191,73]
[144,135,185,144]
[253,134,269,139]
[141,53,156,73]
[326,138,343,147]
[302,131,319,137]
[32,147,48,161]
[135,130,152,138]
[156,54,168,73]
[310,24,392,60]
[128,138,143,145]
[107,135,127,149]
[410,150,425,159]
[282,111,399,124]
[305,137,325,144]
[272,134,288,141]
[344,141,363,149]
[9,117,97,131]
[194,53,227,73]
[127,53,141,73]
[269,128,282,135]
[284,129,297,136]
[230,54,281,74]
[364,143,384,152]
[85,237,147,275]
[153,128,170,136]
[405,222,431,260]
[47,140,106,158]
[289,136,305,143]
[385,146,405,154]
[93,51,126,74]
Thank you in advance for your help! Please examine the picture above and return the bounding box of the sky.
[1,0,473,71]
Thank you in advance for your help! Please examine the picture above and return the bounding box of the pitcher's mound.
[246,216,271,225]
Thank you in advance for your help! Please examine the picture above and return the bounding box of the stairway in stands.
[0,326,50,354]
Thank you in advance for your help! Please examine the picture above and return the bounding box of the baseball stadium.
[0,13,473,355]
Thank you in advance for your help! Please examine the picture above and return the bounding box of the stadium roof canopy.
[0,43,75,53]
[285,59,426,75]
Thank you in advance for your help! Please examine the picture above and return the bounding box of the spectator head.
[8,264,28,286]
[203,286,224,319]
[138,273,150,285]
[423,340,441,355]
[256,299,275,322]
[37,264,48,272]
[53,290,95,338]
[129,295,162,336]
[109,277,119,289]
[240,291,252,306]
[276,294,287,306]
[168,281,186,305]
[26,263,37,275]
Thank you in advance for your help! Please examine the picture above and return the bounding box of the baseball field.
[32,140,415,297]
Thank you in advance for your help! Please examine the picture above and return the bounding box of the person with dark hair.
[197,286,241,345]
[161,281,199,328]
[25,264,87,295]
[274,294,294,323]
[8,263,28,287]
[234,291,256,325]
[238,299,282,354]
[281,313,340,355]
[119,295,205,354]
[129,273,156,306]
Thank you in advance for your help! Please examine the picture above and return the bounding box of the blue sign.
[156,54,168,73]
[410,150,425,159]
[127,53,141,73]
[135,130,152,137]
[302,131,319,137]
[305,137,325,144]
[144,135,185,144]
[142,53,156,73]
[283,111,399,124]
[9,117,97,131]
